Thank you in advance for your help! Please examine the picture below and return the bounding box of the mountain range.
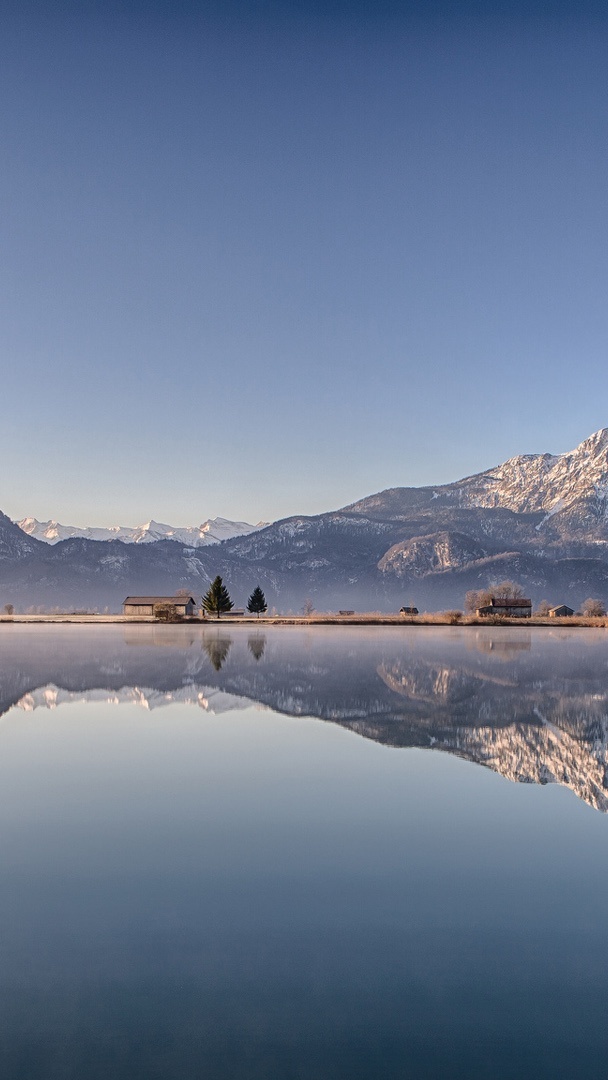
[3,426,608,611]
[17,516,266,546]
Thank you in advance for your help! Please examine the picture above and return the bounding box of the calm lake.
[0,624,607,1079]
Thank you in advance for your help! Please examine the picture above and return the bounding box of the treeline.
[202,576,268,618]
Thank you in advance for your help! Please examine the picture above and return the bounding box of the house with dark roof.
[477,597,532,618]
[123,595,197,617]
[549,604,574,617]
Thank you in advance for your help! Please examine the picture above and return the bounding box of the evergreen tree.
[247,585,267,617]
[202,575,234,618]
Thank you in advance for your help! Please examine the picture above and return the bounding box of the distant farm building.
[400,606,419,615]
[339,610,355,616]
[477,597,532,618]
[123,595,197,617]
[549,604,574,617]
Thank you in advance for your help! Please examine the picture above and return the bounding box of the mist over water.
[0,625,607,1078]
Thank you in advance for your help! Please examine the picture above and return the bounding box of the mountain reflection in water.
[2,624,608,811]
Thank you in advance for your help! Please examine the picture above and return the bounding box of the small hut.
[548,604,574,618]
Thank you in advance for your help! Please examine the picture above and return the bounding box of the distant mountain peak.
[15,515,268,547]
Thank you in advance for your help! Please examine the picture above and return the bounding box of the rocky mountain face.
[378,531,488,577]
[347,427,608,523]
[0,512,44,560]
[3,428,608,611]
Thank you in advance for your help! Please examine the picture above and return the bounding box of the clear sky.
[2,0,608,527]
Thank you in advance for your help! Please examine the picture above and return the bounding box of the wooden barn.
[123,595,197,617]
[477,597,532,618]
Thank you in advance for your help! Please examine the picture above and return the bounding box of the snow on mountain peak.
[454,427,608,515]
[16,515,268,546]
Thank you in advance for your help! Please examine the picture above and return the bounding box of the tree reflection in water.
[2,625,608,810]
[248,635,266,661]
[203,635,232,672]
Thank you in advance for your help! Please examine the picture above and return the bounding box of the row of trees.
[202,576,268,618]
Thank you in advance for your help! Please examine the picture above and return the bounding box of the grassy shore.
[1,613,608,627]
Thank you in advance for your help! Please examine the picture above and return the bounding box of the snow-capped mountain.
[16,516,267,547]
[4,426,608,612]
[442,426,608,516]
[348,426,608,524]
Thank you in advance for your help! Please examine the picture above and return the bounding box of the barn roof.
[490,597,532,607]
[123,595,196,605]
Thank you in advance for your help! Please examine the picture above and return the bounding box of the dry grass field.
[1,612,607,628]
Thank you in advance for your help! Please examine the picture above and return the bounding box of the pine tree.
[247,585,267,617]
[202,575,234,618]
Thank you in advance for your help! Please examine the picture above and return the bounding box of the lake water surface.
[0,625,607,1079]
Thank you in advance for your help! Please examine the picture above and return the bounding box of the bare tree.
[464,591,476,613]
[581,597,606,617]
[492,580,524,599]
[444,610,462,624]
[3,604,14,616]
[153,603,182,622]
[465,589,492,612]
[302,598,315,617]
[535,599,551,616]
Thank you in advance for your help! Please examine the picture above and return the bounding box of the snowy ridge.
[16,516,268,547]
[451,427,608,515]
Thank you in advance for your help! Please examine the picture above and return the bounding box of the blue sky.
[2,0,608,526]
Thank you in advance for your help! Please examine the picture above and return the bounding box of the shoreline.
[1,614,607,628]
